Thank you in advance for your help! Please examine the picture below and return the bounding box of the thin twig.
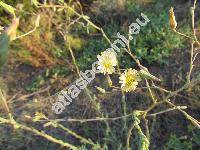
[0,117,78,150]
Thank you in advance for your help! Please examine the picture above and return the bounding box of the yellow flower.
[97,50,117,74]
[169,7,177,30]
[119,68,141,92]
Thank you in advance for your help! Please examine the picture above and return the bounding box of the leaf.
[58,0,64,3]
[95,86,106,94]
[10,115,21,129]
[43,121,58,128]
[43,122,52,127]
[138,69,161,81]
[31,0,40,7]
[33,112,48,122]
[0,1,15,17]
[0,33,9,70]
[132,111,150,150]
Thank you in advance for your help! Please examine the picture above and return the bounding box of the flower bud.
[169,7,177,30]
[106,74,113,86]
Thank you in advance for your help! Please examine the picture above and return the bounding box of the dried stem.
[0,90,10,113]
[0,117,78,150]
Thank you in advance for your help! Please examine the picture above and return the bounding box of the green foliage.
[124,0,190,64]
[45,66,70,78]
[130,12,186,64]
[25,66,70,92]
[25,75,45,92]
[77,38,107,70]
[188,125,200,147]
[165,125,200,150]
[86,0,188,69]
[165,134,192,150]
[133,13,188,63]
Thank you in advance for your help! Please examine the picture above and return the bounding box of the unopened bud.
[106,74,113,86]
[169,7,177,30]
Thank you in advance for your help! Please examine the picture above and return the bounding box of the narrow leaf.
[31,0,40,7]
[0,1,15,17]
[95,86,106,94]
[139,69,161,81]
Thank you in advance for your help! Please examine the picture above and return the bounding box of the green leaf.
[58,0,64,3]
[31,0,40,7]
[138,69,161,81]
[0,33,9,70]
[0,1,15,17]
[95,86,106,94]
[43,121,58,128]
[33,112,48,122]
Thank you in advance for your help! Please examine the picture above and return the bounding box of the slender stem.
[165,101,200,128]
[173,30,193,39]
[126,122,135,150]
[144,78,199,114]
[67,113,133,123]
[0,117,78,150]
[68,43,101,114]
[145,80,157,103]
[187,42,195,82]
[58,124,96,146]
[15,27,37,40]
[68,44,80,74]
[66,105,188,123]
[147,106,187,117]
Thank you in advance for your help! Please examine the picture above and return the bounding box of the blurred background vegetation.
[0,0,199,150]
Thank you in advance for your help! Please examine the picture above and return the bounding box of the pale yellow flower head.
[97,50,117,74]
[119,68,141,92]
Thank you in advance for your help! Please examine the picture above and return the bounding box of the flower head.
[97,50,117,74]
[119,68,141,92]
